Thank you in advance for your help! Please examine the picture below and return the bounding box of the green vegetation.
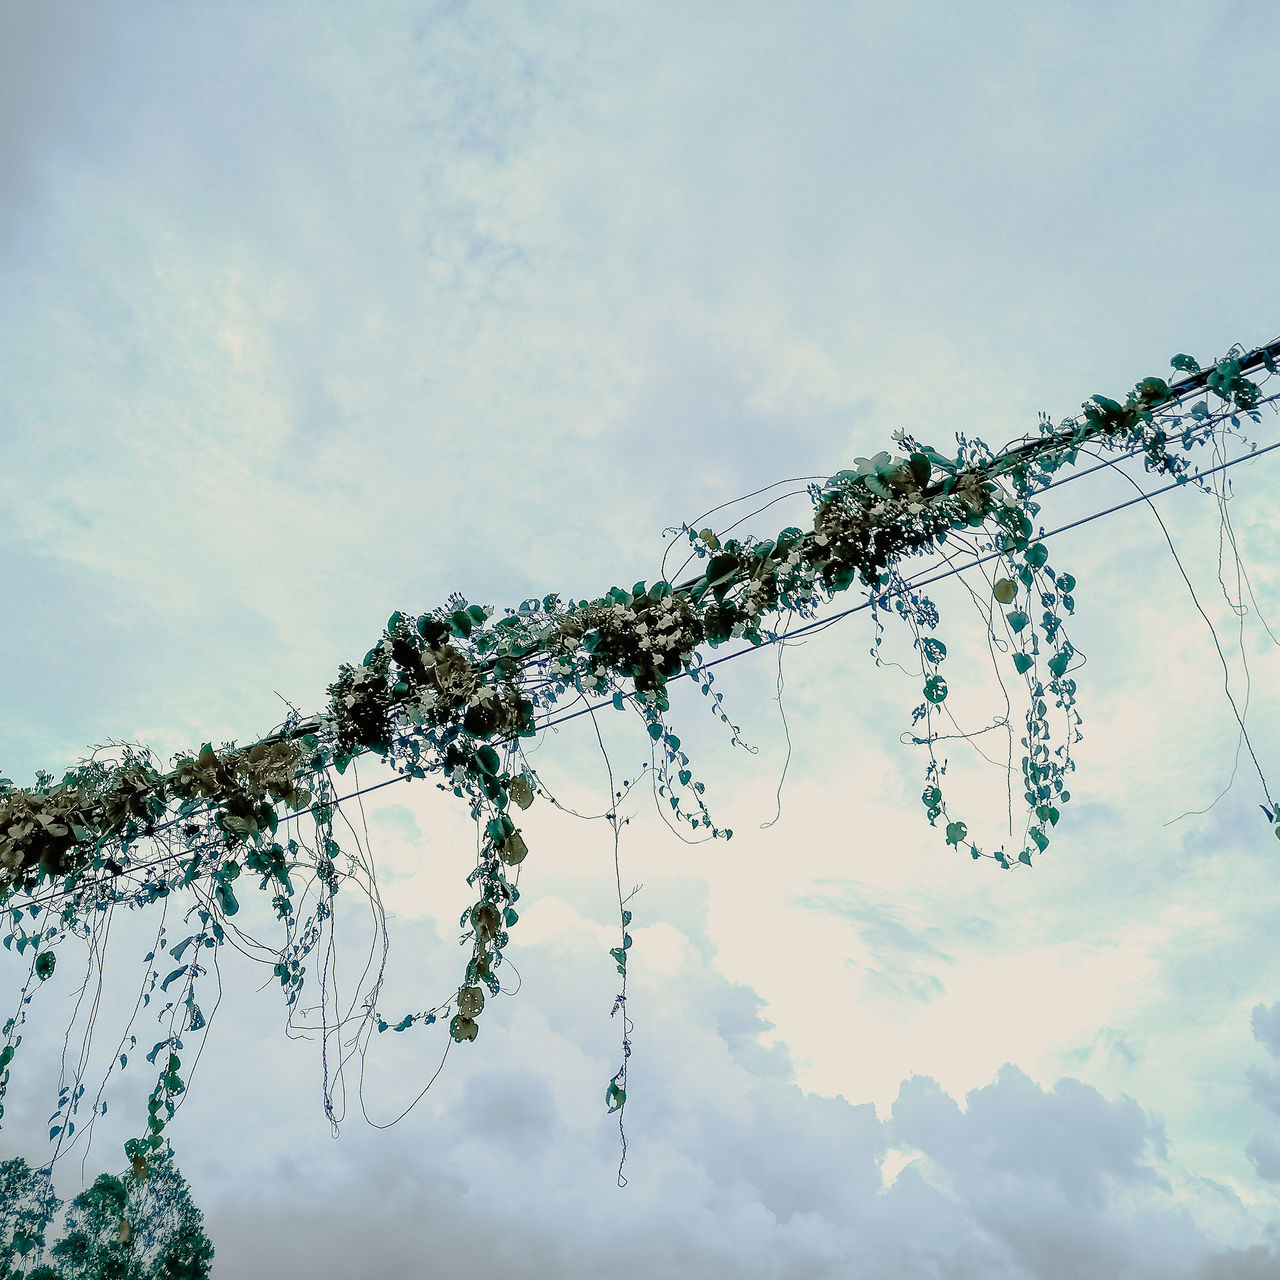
[0,340,1274,1185]
[0,1146,211,1280]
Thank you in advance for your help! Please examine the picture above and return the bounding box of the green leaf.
[1025,543,1048,569]
[34,950,56,980]
[213,880,239,916]
[1030,828,1049,852]
[945,821,968,847]
[1056,573,1076,592]
[170,934,197,963]
[1013,653,1034,675]
[1006,610,1029,634]
[923,675,948,704]
[474,745,500,777]
[605,1081,626,1113]
[1170,353,1201,373]
[706,553,740,597]
[160,967,187,993]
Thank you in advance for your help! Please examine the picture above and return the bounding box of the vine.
[0,340,1277,1180]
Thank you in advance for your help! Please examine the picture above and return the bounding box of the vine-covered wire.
[1,339,1277,1173]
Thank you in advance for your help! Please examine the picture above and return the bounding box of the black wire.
[532,437,1280,734]
[13,413,1279,908]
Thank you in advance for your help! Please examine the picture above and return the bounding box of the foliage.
[0,1158,59,1279]
[0,340,1275,1189]
[0,1147,211,1280]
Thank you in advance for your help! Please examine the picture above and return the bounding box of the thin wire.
[13,430,1280,911]
[25,392,1274,859]
[533,437,1280,735]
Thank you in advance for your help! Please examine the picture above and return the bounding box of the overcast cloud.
[3,2,1280,1275]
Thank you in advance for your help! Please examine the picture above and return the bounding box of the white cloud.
[4,1,1280,1273]
[1252,1002,1280,1062]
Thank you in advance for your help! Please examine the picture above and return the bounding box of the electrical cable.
[16,426,1278,912]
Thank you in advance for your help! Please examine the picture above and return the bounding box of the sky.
[3,1,1280,1275]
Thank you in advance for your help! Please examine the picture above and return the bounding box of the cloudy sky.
[3,1,1280,1275]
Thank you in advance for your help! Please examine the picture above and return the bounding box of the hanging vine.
[1,340,1277,1178]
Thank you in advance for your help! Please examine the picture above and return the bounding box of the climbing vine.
[0,340,1276,1183]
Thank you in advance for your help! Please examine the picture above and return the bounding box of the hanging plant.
[0,339,1276,1175]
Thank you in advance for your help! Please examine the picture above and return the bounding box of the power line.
[531,433,1280,733]
[233,345,1280,752]
[20,427,1277,911]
